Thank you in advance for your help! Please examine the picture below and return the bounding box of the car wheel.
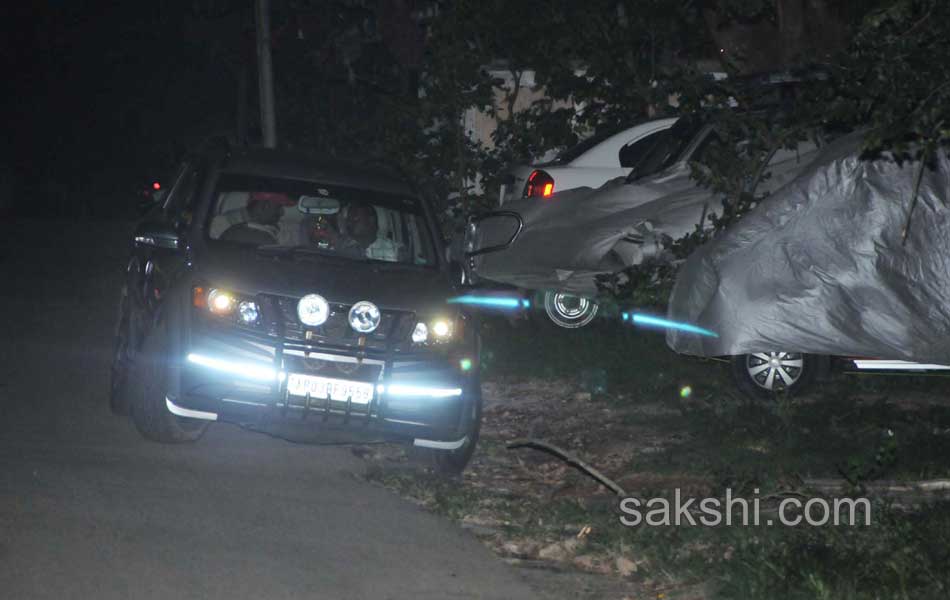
[129,321,208,443]
[411,379,482,476]
[109,289,134,416]
[543,291,599,329]
[730,352,818,399]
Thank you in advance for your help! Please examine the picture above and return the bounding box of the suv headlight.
[193,286,261,326]
[411,316,458,346]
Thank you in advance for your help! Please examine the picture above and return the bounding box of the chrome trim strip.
[413,436,468,450]
[166,396,218,421]
[852,360,950,371]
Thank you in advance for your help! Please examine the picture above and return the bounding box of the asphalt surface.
[0,220,543,600]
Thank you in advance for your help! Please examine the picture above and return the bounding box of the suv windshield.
[206,174,437,267]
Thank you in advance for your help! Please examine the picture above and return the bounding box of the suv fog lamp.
[298,294,329,327]
[412,322,428,343]
[238,301,260,324]
[349,301,381,333]
[208,289,236,314]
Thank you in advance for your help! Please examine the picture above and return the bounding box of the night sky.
[3,2,242,215]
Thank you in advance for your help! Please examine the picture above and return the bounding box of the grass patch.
[480,314,729,396]
[712,501,950,599]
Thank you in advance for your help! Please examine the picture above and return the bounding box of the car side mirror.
[133,221,181,250]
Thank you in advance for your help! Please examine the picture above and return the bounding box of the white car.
[467,114,827,329]
[500,117,678,204]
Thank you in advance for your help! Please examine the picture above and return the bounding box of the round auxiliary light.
[297,294,329,327]
[412,322,428,343]
[238,301,260,324]
[348,301,381,333]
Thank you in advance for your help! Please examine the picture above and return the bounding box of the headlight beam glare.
[630,313,719,338]
[447,295,523,309]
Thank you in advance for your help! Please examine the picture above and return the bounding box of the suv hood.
[195,245,454,314]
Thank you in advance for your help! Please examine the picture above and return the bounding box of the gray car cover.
[471,140,823,297]
[667,133,950,363]
[471,174,711,296]
[471,180,653,296]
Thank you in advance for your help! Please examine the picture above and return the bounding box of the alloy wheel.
[745,352,804,391]
[543,291,599,329]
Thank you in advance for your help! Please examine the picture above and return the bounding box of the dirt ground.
[355,329,950,600]
[359,376,707,599]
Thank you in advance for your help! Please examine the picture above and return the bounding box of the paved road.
[0,220,542,600]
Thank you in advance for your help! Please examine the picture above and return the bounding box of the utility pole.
[255,0,277,148]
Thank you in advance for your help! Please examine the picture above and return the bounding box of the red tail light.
[524,170,555,198]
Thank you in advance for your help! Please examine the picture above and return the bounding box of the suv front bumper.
[172,324,478,446]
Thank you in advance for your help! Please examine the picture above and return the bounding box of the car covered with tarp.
[666,132,950,397]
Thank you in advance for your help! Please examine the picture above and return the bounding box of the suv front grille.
[264,295,415,351]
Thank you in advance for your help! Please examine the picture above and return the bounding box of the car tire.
[411,378,482,476]
[129,321,209,443]
[543,291,599,329]
[730,352,819,400]
[109,288,134,416]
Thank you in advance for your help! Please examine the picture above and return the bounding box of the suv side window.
[163,160,205,229]
[619,130,669,169]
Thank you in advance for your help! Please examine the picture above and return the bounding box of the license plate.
[286,373,374,405]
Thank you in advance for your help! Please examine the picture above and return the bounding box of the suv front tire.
[129,323,208,443]
[410,378,482,475]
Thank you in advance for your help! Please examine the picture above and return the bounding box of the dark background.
[2,2,246,218]
[3,0,945,224]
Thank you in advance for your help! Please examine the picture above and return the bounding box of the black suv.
[110,142,481,473]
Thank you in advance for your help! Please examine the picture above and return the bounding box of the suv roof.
[220,147,414,197]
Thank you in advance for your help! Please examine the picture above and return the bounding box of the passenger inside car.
[219,192,291,245]
[207,178,430,265]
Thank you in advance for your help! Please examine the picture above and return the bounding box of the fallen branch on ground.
[506,438,628,497]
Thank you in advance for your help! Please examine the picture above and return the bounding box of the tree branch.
[506,438,627,496]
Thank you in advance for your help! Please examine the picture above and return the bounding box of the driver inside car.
[308,203,401,262]
[218,191,292,245]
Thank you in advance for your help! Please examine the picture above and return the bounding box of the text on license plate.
[286,374,374,404]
